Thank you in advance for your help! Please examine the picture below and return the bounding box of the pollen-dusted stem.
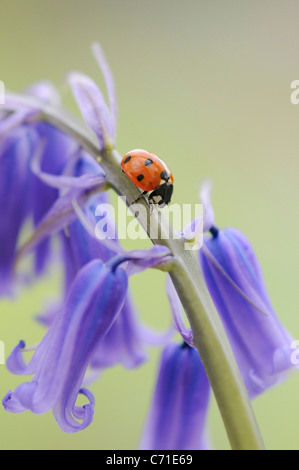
[4,94,264,450]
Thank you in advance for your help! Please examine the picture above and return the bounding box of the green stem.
[4,94,264,450]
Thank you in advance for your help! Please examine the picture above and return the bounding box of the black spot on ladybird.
[145,158,153,167]
[160,170,170,182]
[137,174,144,182]
[124,156,131,164]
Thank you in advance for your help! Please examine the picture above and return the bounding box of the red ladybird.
[121,149,174,207]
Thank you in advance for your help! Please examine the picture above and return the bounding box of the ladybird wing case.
[142,151,174,185]
[121,150,168,192]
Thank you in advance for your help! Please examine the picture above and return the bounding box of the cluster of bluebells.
[0,44,297,449]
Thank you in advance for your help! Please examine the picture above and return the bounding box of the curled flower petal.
[0,108,39,149]
[116,245,173,277]
[1,85,77,281]
[140,342,211,450]
[4,259,128,431]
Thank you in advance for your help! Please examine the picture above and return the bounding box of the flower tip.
[91,41,104,59]
[198,179,215,233]
[66,71,83,86]
[199,178,213,195]
[18,340,26,350]
[2,391,12,409]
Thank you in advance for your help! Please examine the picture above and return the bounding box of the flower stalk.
[3,93,264,450]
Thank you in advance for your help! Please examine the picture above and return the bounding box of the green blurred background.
[1,0,299,450]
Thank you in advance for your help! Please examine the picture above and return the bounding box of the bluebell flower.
[140,341,211,450]
[0,82,78,295]
[6,85,170,377]
[3,247,172,432]
[166,276,194,347]
[0,41,117,296]
[59,196,154,374]
[30,150,167,373]
[68,42,117,150]
[200,226,296,399]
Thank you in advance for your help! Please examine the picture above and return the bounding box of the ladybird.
[121,149,174,207]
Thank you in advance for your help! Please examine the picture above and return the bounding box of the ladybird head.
[148,182,173,207]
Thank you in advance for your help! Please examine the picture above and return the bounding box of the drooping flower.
[18,148,108,274]
[176,182,296,400]
[0,82,79,294]
[200,226,296,399]
[11,116,170,378]
[35,151,167,372]
[87,249,174,374]
[59,193,154,373]
[179,181,215,245]
[140,341,211,450]
[3,246,172,432]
